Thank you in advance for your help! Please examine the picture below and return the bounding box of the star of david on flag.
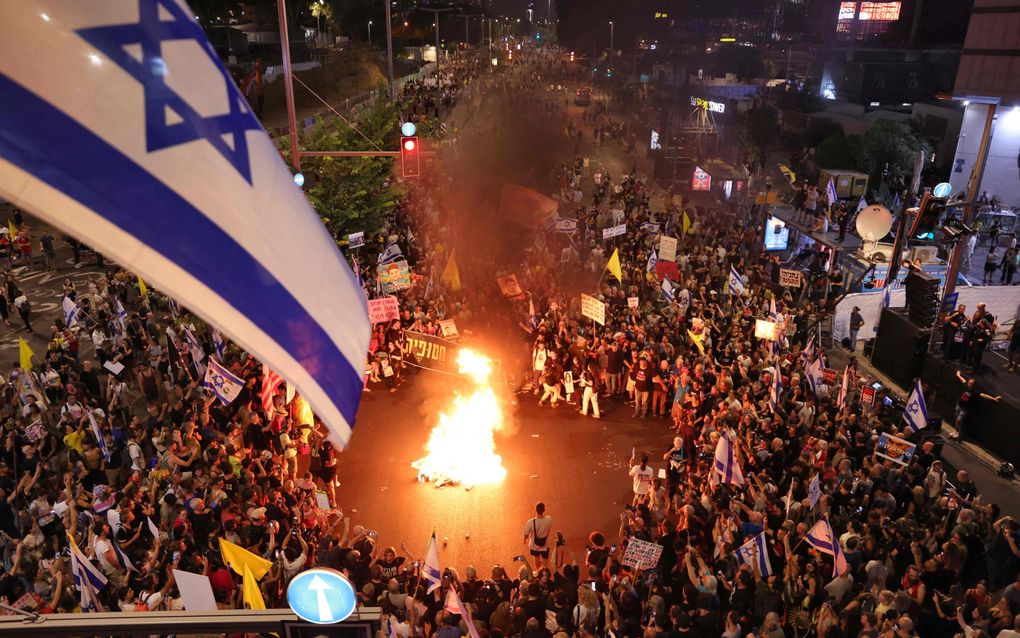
[903,380,928,432]
[204,357,245,405]
[735,532,772,577]
[0,0,370,450]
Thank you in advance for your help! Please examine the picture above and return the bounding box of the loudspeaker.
[873,308,930,388]
[906,271,939,328]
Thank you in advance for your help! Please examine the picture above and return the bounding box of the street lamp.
[609,21,614,74]
[316,0,324,45]
[367,20,372,49]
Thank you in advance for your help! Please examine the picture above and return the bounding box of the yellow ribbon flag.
[219,537,272,580]
[442,251,461,291]
[242,563,266,610]
[19,337,35,371]
[606,248,623,283]
[682,211,692,235]
[137,276,148,299]
[8,220,16,238]
[687,330,705,355]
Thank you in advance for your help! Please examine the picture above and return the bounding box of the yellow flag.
[682,211,692,235]
[687,330,705,355]
[442,252,461,291]
[7,220,16,238]
[242,563,266,610]
[219,537,272,580]
[19,337,34,371]
[606,248,623,283]
[137,276,148,299]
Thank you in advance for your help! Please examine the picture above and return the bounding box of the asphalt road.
[336,370,675,571]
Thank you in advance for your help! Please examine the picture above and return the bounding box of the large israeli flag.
[0,1,369,448]
[735,532,772,578]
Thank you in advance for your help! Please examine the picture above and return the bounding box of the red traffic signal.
[400,136,420,178]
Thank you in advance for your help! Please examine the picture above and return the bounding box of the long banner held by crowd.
[404,331,460,374]
[0,2,370,449]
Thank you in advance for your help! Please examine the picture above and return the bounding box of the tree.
[277,90,403,239]
[739,104,780,173]
[858,119,933,187]
[814,131,864,172]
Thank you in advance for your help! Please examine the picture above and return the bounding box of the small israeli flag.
[735,532,772,577]
[87,411,111,463]
[115,298,127,332]
[769,362,783,414]
[204,358,245,405]
[62,296,80,328]
[211,327,226,360]
[808,473,821,509]
[646,248,658,274]
[728,266,746,296]
[378,242,403,264]
[551,218,578,234]
[661,278,675,302]
[903,380,928,432]
[825,178,838,206]
[422,532,442,594]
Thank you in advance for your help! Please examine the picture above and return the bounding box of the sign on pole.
[658,236,678,262]
[438,319,459,338]
[875,433,917,466]
[287,568,357,624]
[377,260,411,292]
[627,296,639,309]
[367,297,400,324]
[580,293,606,325]
[348,231,365,249]
[602,224,627,239]
[779,268,803,287]
[621,538,664,570]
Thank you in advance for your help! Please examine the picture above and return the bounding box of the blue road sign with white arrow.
[287,568,357,624]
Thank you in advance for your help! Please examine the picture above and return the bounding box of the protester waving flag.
[805,358,824,397]
[606,248,623,282]
[769,362,783,414]
[204,358,245,405]
[825,178,838,206]
[808,473,821,509]
[903,380,929,432]
[115,298,128,332]
[646,248,658,274]
[856,196,868,214]
[735,532,773,577]
[444,587,482,638]
[768,296,778,323]
[442,252,462,291]
[378,242,404,264]
[261,366,285,415]
[837,365,850,409]
[711,429,744,487]
[661,278,675,302]
[211,327,226,360]
[423,532,442,593]
[805,518,850,577]
[682,210,693,235]
[0,2,370,449]
[727,266,746,296]
[87,410,111,463]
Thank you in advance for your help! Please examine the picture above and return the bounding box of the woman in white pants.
[579,363,601,419]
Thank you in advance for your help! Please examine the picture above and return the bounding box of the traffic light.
[400,136,420,178]
[908,193,945,241]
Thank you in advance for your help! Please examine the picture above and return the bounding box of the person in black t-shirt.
[950,370,1001,440]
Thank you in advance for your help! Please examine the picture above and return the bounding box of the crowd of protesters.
[0,42,1018,638]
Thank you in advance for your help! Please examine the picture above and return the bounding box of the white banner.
[602,224,627,239]
[779,268,802,287]
[621,538,663,570]
[627,296,639,309]
[581,293,606,325]
[367,296,400,324]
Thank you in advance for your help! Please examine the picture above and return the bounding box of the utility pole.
[609,21,614,75]
[885,151,925,287]
[384,0,395,100]
[422,8,453,71]
[277,0,301,170]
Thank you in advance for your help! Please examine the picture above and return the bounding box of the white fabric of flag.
[661,278,675,302]
[856,196,867,213]
[378,242,403,263]
[768,297,778,322]
[805,519,850,577]
[711,429,744,486]
[423,532,442,594]
[113,537,138,572]
[735,532,772,578]
[728,266,745,296]
[646,248,658,273]
[115,298,127,331]
[808,473,821,509]
[837,365,849,409]
[0,1,369,449]
[903,380,928,432]
[87,411,111,463]
[68,533,107,612]
[211,327,226,359]
[443,588,482,638]
[204,357,245,405]
[62,295,80,328]
[825,178,838,206]
[769,362,783,414]
[806,358,824,396]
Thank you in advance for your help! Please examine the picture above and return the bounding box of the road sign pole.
[276,0,301,171]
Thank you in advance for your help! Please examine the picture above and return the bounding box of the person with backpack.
[523,501,553,568]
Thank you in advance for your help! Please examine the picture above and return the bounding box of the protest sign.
[439,319,459,338]
[627,297,639,309]
[822,368,837,386]
[654,260,679,282]
[861,385,876,406]
[875,433,917,466]
[348,231,365,248]
[658,236,678,262]
[640,222,661,234]
[580,294,606,325]
[377,260,411,292]
[780,268,803,287]
[621,538,664,570]
[173,570,218,611]
[24,419,45,442]
[367,297,400,324]
[496,274,525,299]
[602,224,627,239]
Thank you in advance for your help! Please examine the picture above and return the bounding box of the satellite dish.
[856,205,893,240]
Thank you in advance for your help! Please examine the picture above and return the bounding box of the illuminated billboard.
[836,2,902,35]
[859,2,901,21]
[692,167,711,192]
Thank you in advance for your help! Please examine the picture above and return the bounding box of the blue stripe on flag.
[0,75,363,425]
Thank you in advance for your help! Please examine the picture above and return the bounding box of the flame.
[412,349,507,487]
